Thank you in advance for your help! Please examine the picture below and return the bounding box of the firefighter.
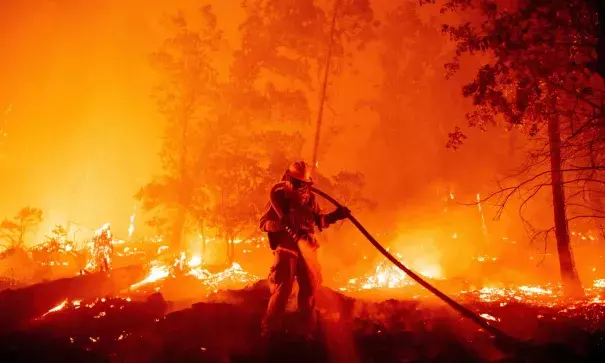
[260,161,350,338]
[92,224,113,272]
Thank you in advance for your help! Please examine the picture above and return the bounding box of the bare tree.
[0,207,43,251]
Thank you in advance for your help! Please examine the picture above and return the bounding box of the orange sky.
[0,0,521,245]
[0,1,245,241]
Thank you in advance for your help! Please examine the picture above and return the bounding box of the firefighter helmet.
[286,161,313,184]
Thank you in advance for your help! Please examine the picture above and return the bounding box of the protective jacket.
[259,183,336,252]
[259,179,349,336]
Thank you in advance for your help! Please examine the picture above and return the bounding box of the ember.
[459,279,605,310]
[39,296,136,320]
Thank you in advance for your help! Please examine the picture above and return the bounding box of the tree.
[235,0,376,85]
[29,224,84,272]
[329,171,376,210]
[138,3,377,261]
[137,6,222,252]
[357,2,458,193]
[313,171,376,214]
[42,224,69,251]
[254,131,307,182]
[205,152,266,263]
[0,207,43,250]
[422,0,605,297]
[233,0,376,162]
[584,0,605,78]
[226,0,378,217]
[145,216,170,239]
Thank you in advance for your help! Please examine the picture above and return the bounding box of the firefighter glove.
[325,206,351,225]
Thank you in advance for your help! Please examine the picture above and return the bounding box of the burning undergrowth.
[3,276,603,363]
[125,252,262,301]
[339,255,605,334]
[2,225,605,362]
[4,246,599,362]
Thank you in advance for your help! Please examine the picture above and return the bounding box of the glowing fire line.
[129,253,260,292]
[42,299,68,318]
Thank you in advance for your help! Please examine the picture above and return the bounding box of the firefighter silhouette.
[91,223,114,272]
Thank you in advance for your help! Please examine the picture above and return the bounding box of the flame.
[339,251,605,319]
[39,297,133,320]
[187,255,202,268]
[476,193,489,244]
[42,299,68,317]
[130,264,171,290]
[518,285,552,295]
[199,262,259,290]
[31,226,604,327]
[358,260,407,289]
[480,313,500,322]
[129,253,260,292]
[94,223,112,238]
[128,206,136,239]
[341,254,443,291]
[455,280,605,313]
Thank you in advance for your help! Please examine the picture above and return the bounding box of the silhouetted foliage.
[138,3,377,259]
[136,7,222,252]
[0,207,43,250]
[421,0,605,296]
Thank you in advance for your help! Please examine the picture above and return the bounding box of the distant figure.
[91,223,114,272]
[259,161,349,339]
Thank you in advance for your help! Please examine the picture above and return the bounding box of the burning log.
[0,264,145,332]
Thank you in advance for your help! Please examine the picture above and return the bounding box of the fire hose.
[270,182,523,353]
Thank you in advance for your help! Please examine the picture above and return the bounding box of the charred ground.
[0,269,604,363]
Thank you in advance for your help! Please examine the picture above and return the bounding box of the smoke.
[1,0,598,289]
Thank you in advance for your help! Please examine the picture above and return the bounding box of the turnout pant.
[261,240,321,334]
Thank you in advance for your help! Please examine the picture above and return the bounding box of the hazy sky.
[0,1,243,240]
[0,0,519,245]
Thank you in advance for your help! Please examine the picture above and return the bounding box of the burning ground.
[1,247,604,363]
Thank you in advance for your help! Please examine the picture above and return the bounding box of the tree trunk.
[311,0,341,171]
[170,207,186,252]
[173,106,190,253]
[588,143,605,240]
[200,222,206,258]
[548,116,584,297]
